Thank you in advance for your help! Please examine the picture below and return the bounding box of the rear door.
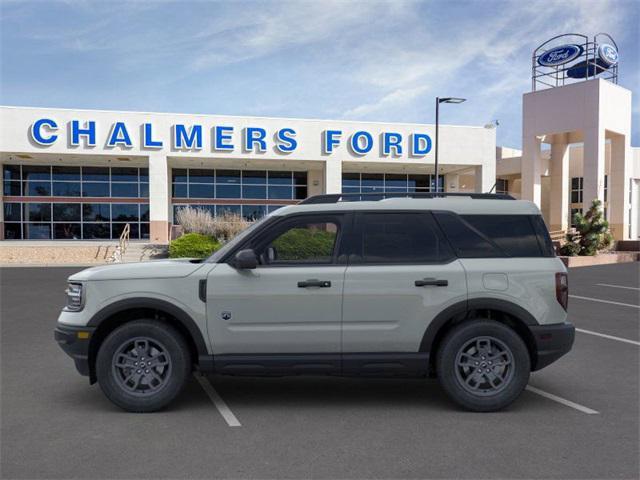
[341,211,467,355]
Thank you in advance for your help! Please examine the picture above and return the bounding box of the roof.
[272,196,541,216]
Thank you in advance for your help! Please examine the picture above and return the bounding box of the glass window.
[140,183,149,197]
[216,184,241,199]
[461,215,543,257]
[294,186,307,199]
[4,223,22,239]
[172,169,188,183]
[25,181,51,196]
[434,212,501,258]
[216,170,241,184]
[172,183,187,198]
[385,174,407,189]
[110,167,138,181]
[83,223,110,239]
[139,168,149,182]
[242,170,266,184]
[3,181,21,196]
[141,223,150,239]
[356,213,452,264]
[216,204,241,216]
[188,183,215,199]
[570,208,582,228]
[22,165,50,181]
[242,185,266,199]
[189,169,215,183]
[496,179,509,195]
[113,222,139,239]
[3,164,21,181]
[268,186,293,199]
[83,203,110,221]
[140,204,150,222]
[52,166,80,181]
[112,204,139,222]
[25,203,51,222]
[293,171,307,186]
[54,223,81,239]
[24,223,51,239]
[52,182,81,197]
[342,173,360,187]
[361,173,384,187]
[82,167,109,182]
[242,205,267,221]
[111,182,138,198]
[262,220,339,264]
[531,215,555,257]
[53,203,81,222]
[82,182,110,197]
[4,202,21,221]
[408,174,429,190]
[268,171,292,185]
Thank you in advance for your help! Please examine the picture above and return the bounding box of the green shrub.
[559,199,613,256]
[272,228,336,261]
[169,233,221,259]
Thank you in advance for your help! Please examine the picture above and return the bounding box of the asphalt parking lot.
[1,263,638,479]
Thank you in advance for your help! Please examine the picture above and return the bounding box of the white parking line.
[576,327,640,346]
[525,385,599,415]
[195,374,242,427]
[569,294,640,309]
[596,283,640,291]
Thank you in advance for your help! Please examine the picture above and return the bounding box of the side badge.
[221,311,232,321]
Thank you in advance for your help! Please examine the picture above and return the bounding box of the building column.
[609,134,631,240]
[148,153,170,244]
[474,162,495,193]
[582,126,606,211]
[549,134,570,232]
[521,135,543,206]
[324,159,342,194]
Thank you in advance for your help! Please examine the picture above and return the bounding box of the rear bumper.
[54,324,95,377]
[529,322,575,371]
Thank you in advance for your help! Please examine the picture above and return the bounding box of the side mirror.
[232,249,258,270]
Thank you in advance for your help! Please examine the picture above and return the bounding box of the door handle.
[415,278,448,287]
[298,279,331,288]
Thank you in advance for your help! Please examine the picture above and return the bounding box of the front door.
[206,214,347,358]
[341,212,467,359]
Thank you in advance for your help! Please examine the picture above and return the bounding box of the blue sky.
[1,0,638,148]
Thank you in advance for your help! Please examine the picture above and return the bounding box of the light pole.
[435,97,466,192]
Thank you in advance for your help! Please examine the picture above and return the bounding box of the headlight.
[65,283,84,311]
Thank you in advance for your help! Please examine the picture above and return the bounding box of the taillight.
[555,272,568,311]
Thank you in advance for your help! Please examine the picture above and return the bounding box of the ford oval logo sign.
[538,44,583,67]
[598,44,618,66]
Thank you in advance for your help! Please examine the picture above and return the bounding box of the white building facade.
[0,106,496,243]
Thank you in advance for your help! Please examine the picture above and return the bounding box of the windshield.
[206,214,271,263]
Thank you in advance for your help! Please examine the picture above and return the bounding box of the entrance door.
[206,214,347,361]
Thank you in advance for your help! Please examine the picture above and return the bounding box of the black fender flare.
[419,298,539,353]
[87,297,209,357]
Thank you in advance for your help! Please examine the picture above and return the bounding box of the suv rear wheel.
[96,320,191,412]
[436,320,530,412]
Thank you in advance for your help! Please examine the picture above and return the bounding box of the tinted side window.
[461,215,543,257]
[434,212,501,258]
[531,215,555,257]
[355,212,453,264]
[258,217,340,265]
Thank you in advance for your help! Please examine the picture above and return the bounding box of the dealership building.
[0,34,638,245]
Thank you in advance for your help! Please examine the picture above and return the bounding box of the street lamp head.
[438,97,466,104]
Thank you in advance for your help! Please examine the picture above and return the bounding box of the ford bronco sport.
[55,193,574,412]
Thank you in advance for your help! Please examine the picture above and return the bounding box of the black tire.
[436,320,530,412]
[96,320,191,412]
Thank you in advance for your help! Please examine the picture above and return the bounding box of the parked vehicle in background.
[55,193,574,412]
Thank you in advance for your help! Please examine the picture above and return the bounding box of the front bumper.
[54,324,95,377]
[529,322,575,371]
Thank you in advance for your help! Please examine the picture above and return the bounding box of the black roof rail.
[299,192,515,205]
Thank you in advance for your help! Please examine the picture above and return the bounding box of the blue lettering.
[383,132,403,156]
[107,122,132,148]
[143,123,163,148]
[323,130,342,154]
[275,128,297,153]
[30,118,58,145]
[173,124,202,150]
[411,133,432,156]
[214,126,234,151]
[244,127,267,152]
[350,131,373,155]
[71,120,96,147]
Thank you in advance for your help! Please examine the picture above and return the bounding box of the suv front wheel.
[436,320,530,412]
[96,320,191,412]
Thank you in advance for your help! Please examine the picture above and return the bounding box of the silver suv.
[55,193,574,412]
